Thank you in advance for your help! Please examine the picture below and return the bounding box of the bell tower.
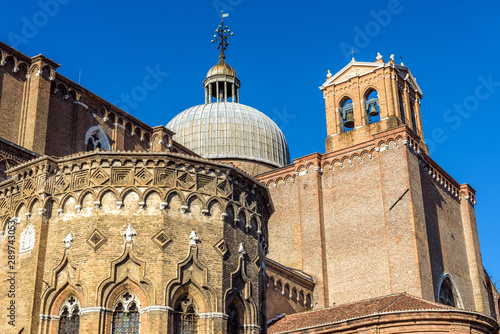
[320,53,426,153]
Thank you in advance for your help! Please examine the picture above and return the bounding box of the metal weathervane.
[211,11,234,57]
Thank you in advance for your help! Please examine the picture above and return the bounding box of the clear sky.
[1,0,499,289]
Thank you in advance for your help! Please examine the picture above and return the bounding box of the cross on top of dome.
[211,11,234,60]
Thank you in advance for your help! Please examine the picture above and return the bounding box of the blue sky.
[1,0,499,288]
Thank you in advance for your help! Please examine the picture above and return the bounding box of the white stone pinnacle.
[190,231,199,245]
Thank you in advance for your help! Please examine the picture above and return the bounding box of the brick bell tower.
[320,53,427,154]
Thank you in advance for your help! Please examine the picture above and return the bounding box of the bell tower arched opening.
[364,89,380,125]
[340,97,354,132]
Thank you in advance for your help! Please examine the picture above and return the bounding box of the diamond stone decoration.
[86,228,107,251]
[152,229,172,250]
[213,238,228,257]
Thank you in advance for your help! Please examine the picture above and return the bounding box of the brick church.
[0,19,499,334]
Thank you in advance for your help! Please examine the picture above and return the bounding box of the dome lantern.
[167,13,290,174]
[204,13,240,104]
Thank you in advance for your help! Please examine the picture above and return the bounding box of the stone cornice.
[266,258,315,290]
[0,150,274,222]
[256,126,470,205]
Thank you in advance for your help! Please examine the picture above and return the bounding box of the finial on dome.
[205,12,240,104]
[211,11,234,60]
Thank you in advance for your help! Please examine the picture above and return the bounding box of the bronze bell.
[369,104,379,117]
[344,112,354,128]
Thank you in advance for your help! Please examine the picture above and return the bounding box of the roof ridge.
[378,294,403,313]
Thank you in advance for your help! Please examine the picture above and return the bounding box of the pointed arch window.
[398,91,406,124]
[227,302,243,334]
[111,291,140,334]
[410,101,418,133]
[58,295,80,334]
[173,294,198,334]
[438,276,462,308]
[85,126,110,151]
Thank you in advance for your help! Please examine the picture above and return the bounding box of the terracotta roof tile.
[268,293,453,333]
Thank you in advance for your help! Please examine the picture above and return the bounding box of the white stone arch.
[85,126,110,151]
[437,272,464,309]
[19,224,35,253]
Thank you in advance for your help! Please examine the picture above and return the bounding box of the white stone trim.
[243,324,262,330]
[198,312,229,319]
[73,100,89,109]
[40,314,60,321]
[80,306,112,314]
[139,305,173,314]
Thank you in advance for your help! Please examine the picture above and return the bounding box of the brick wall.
[0,152,271,333]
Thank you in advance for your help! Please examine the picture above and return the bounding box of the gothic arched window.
[111,291,140,334]
[58,295,80,334]
[364,90,380,124]
[410,101,418,133]
[85,126,110,151]
[340,98,354,132]
[173,294,198,334]
[227,301,243,334]
[439,277,457,307]
[398,91,406,124]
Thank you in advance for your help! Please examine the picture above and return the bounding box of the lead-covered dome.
[166,102,290,167]
[207,58,237,77]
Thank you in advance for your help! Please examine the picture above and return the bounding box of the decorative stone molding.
[214,238,228,257]
[87,228,107,251]
[152,229,172,250]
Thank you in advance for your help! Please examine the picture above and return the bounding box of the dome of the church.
[166,102,290,167]
[207,59,237,78]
